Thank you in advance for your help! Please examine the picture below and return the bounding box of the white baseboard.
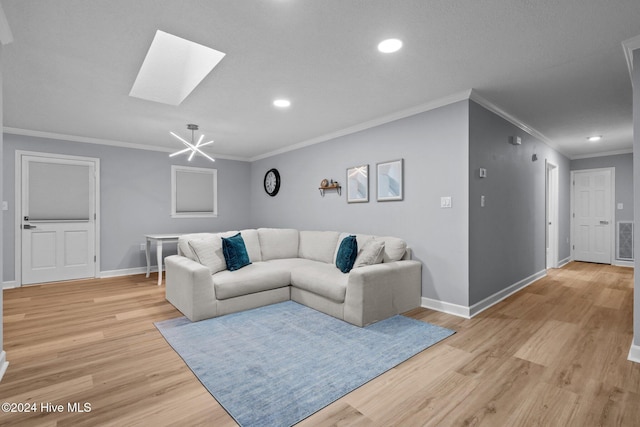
[613,260,634,268]
[469,269,546,317]
[0,351,8,382]
[557,257,571,268]
[99,266,159,279]
[628,343,640,363]
[2,281,18,290]
[421,297,471,318]
[421,269,547,319]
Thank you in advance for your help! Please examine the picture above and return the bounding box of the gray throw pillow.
[353,239,385,268]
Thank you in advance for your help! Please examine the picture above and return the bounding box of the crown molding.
[569,148,633,160]
[3,127,250,162]
[622,34,640,82]
[468,89,568,157]
[250,90,473,161]
[0,3,13,45]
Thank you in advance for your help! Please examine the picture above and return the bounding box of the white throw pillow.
[188,237,227,274]
[239,229,262,262]
[379,236,407,262]
[353,239,385,268]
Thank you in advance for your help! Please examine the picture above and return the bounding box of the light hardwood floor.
[0,262,638,426]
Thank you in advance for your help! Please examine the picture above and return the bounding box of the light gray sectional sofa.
[165,228,421,327]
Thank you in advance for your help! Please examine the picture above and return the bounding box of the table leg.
[145,238,151,278]
[156,240,164,286]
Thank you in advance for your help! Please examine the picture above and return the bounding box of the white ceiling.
[2,0,640,160]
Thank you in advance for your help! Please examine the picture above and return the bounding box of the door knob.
[23,224,36,229]
[599,220,609,225]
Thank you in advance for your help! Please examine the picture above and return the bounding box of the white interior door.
[21,155,97,285]
[572,169,613,264]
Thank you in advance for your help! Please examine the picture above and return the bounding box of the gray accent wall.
[571,153,633,261]
[2,134,252,281]
[250,101,471,307]
[468,101,571,305]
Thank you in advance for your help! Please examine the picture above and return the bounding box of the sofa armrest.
[165,255,218,321]
[344,260,422,327]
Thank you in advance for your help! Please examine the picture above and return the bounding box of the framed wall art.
[346,165,369,203]
[376,159,403,201]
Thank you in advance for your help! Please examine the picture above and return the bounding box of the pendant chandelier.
[169,124,215,162]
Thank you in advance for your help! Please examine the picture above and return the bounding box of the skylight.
[129,30,226,106]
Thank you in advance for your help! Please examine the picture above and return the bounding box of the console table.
[145,234,183,286]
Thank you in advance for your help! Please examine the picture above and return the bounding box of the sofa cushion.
[336,235,358,273]
[179,231,237,262]
[378,236,408,262]
[290,263,349,303]
[353,238,385,268]
[298,230,340,263]
[188,236,227,274]
[265,258,319,270]
[258,228,299,261]
[213,262,290,300]
[222,233,252,271]
[240,229,262,262]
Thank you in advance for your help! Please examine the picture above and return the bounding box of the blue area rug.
[155,301,454,427]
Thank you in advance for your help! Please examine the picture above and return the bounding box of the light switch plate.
[440,197,452,208]
[617,203,624,210]
[479,168,487,178]
[1,201,7,211]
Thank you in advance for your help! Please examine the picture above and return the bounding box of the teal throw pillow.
[336,235,358,273]
[222,233,252,271]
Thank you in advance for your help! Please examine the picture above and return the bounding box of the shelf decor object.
[377,159,404,201]
[319,179,341,196]
[169,124,215,162]
[346,165,369,203]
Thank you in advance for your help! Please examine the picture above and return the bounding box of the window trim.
[171,165,218,218]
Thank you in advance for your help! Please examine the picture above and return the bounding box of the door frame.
[570,167,615,264]
[14,150,101,286]
[546,161,559,269]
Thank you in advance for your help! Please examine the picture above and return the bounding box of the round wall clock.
[264,168,280,197]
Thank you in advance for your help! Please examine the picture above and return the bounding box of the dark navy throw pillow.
[336,235,358,273]
[221,233,252,271]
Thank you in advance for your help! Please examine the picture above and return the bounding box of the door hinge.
[94,213,96,220]
[94,255,96,262]
[572,213,575,218]
[572,245,575,250]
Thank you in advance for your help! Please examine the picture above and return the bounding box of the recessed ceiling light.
[587,135,602,142]
[378,38,403,53]
[273,99,291,108]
